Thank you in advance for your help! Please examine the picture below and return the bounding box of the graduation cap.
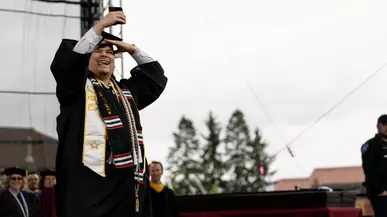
[39,169,56,189]
[4,167,27,177]
[101,31,123,41]
[40,169,56,178]
[97,31,122,48]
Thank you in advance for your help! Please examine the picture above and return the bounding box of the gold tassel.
[135,183,140,212]
[135,194,139,212]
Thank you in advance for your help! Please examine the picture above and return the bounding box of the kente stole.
[82,74,145,184]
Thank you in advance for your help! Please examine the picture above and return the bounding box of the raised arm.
[105,39,167,110]
[120,49,167,110]
[50,11,126,105]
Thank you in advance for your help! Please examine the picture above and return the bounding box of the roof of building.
[0,127,57,171]
[275,166,365,191]
[274,178,311,191]
[310,166,364,185]
[0,127,57,144]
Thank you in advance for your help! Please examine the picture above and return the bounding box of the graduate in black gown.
[149,162,179,217]
[50,10,167,217]
[0,167,42,217]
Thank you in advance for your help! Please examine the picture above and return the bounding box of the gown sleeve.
[50,39,90,105]
[141,181,153,217]
[167,188,180,217]
[119,61,167,110]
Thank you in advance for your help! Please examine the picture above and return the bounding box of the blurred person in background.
[0,168,6,189]
[0,167,42,217]
[150,161,179,217]
[361,114,387,217]
[28,172,41,198]
[39,170,56,217]
[39,170,56,190]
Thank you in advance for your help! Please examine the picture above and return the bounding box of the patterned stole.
[83,76,145,183]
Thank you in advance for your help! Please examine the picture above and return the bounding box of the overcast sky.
[2,0,387,182]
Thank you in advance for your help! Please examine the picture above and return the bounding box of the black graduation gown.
[0,189,42,217]
[50,39,167,217]
[150,186,179,217]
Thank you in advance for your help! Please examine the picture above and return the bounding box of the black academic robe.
[50,39,167,217]
[0,189,42,217]
[150,187,179,217]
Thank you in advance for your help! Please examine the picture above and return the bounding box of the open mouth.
[98,60,110,66]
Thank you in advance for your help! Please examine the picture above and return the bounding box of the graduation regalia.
[39,170,56,217]
[0,167,42,217]
[50,39,167,217]
[150,183,179,217]
[0,190,42,217]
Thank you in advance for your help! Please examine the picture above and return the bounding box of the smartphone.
[109,7,124,25]
[109,7,123,12]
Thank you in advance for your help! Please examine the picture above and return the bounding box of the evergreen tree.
[201,111,225,193]
[245,128,275,192]
[168,110,275,194]
[223,110,274,193]
[167,116,203,195]
[223,109,251,193]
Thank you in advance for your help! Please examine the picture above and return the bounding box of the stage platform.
[176,190,362,217]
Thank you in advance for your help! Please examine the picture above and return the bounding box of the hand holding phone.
[109,7,124,25]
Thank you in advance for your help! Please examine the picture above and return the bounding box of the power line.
[272,62,387,157]
[246,81,301,175]
[246,81,287,144]
[193,0,301,170]
[0,90,55,95]
[0,8,81,19]
[31,0,99,7]
[31,0,82,5]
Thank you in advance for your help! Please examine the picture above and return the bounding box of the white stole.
[82,78,145,177]
[9,190,29,217]
[82,79,107,177]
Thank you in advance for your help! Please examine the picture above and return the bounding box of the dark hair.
[150,161,163,172]
[378,114,387,125]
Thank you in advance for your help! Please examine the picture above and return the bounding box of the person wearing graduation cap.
[39,170,56,191]
[38,170,56,217]
[50,9,167,217]
[361,114,387,217]
[0,167,42,217]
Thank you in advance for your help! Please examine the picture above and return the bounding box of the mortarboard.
[95,31,123,52]
[39,169,56,190]
[4,167,27,177]
[40,169,56,178]
[101,31,123,41]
